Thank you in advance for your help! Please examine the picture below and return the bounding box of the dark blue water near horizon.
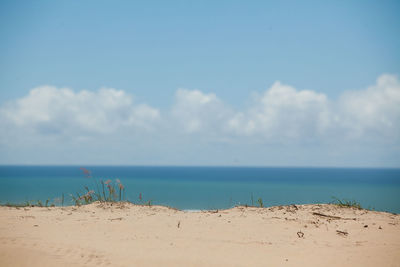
[1,166,399,213]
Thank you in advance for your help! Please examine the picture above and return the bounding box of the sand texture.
[0,202,399,267]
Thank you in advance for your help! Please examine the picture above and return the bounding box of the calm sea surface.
[0,166,399,213]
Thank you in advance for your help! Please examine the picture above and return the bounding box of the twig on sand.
[312,212,356,220]
[312,212,342,219]
[336,230,348,236]
[109,217,123,221]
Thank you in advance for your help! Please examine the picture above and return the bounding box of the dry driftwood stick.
[312,212,342,219]
[312,212,357,220]
[109,217,123,221]
[336,230,348,236]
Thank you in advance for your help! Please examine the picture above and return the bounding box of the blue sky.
[0,0,399,167]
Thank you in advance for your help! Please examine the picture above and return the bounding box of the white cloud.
[171,88,232,134]
[0,86,160,135]
[336,74,400,140]
[225,74,400,145]
[227,81,330,141]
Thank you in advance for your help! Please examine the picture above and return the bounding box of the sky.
[0,0,399,167]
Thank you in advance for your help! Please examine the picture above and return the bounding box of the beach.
[0,202,399,267]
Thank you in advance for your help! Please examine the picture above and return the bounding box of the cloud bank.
[1,86,160,135]
[1,74,399,166]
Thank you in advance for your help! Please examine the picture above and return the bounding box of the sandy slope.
[0,202,399,267]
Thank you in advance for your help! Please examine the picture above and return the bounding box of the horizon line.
[0,164,399,170]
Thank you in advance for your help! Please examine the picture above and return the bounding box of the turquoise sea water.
[0,166,399,213]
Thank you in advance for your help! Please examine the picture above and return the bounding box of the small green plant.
[251,193,254,206]
[257,197,264,208]
[331,197,362,209]
[104,179,115,201]
[70,194,81,206]
[118,181,124,201]
[101,180,107,201]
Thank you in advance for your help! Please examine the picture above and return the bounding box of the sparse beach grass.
[331,196,363,209]
[70,168,127,206]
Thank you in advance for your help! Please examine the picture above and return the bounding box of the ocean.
[0,166,399,213]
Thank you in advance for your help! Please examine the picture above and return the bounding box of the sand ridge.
[0,202,399,266]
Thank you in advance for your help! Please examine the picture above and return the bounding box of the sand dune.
[0,202,399,267]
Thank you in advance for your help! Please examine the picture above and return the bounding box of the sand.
[0,202,399,267]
